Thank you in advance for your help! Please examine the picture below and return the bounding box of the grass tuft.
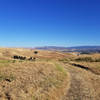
[54,63,67,76]
[0,73,15,82]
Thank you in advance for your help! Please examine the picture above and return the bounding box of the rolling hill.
[0,48,100,100]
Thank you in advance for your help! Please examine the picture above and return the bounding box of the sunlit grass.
[54,63,67,76]
[0,60,16,63]
[0,73,15,82]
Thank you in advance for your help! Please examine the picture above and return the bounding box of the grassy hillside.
[0,48,100,100]
[0,48,69,100]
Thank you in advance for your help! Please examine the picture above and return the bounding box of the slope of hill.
[0,48,100,100]
[0,48,69,100]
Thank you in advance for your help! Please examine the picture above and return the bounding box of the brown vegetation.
[0,48,69,100]
[0,48,100,100]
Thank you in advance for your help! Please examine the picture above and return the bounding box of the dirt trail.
[62,63,100,100]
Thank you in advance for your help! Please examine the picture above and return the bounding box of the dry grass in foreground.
[0,60,68,100]
[1,48,100,100]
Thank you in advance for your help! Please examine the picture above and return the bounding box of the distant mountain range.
[68,46,100,49]
[35,46,100,53]
[35,46,68,50]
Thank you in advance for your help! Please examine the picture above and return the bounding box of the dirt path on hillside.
[62,63,100,100]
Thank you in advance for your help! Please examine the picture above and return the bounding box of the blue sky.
[0,0,100,47]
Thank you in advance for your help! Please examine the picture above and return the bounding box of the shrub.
[75,57,94,62]
[34,51,38,54]
[95,58,100,62]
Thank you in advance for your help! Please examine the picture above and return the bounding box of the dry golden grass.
[0,48,69,100]
[56,53,100,100]
[0,48,100,100]
[0,48,74,60]
[69,54,100,75]
[0,61,68,100]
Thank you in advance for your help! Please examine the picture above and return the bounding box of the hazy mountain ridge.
[35,46,100,53]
